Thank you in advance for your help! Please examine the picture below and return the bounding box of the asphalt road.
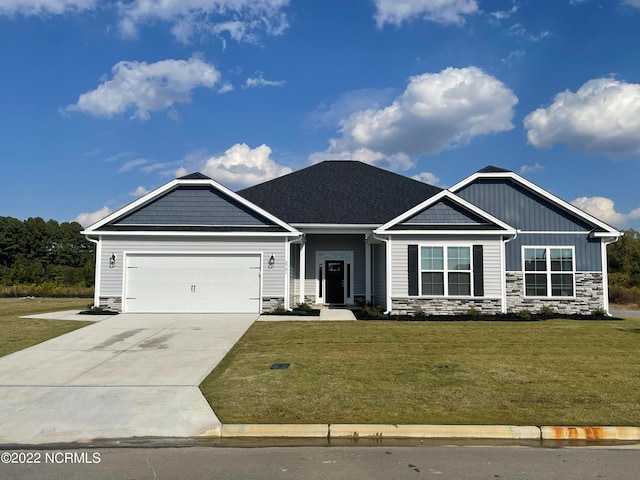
[1,444,639,480]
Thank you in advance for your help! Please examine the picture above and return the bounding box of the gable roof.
[238,161,442,225]
[376,190,516,235]
[83,175,300,236]
[450,169,622,237]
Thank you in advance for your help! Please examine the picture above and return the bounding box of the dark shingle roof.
[477,165,512,173]
[237,161,442,224]
[178,172,212,180]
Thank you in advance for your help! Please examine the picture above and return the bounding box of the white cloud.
[75,206,111,228]
[571,196,640,228]
[197,143,292,188]
[490,5,518,21]
[519,163,544,174]
[310,67,517,169]
[622,0,640,8]
[130,186,150,197]
[118,158,148,172]
[63,56,220,120]
[412,171,441,185]
[308,147,414,171]
[501,49,525,65]
[306,88,396,129]
[217,82,234,94]
[0,0,94,16]
[243,73,286,89]
[507,22,550,42]
[116,0,289,44]
[524,77,640,156]
[373,0,479,27]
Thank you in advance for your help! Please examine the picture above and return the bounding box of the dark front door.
[325,261,345,304]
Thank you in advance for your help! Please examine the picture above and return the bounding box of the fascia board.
[376,190,515,233]
[450,171,621,236]
[82,230,301,237]
[374,229,518,236]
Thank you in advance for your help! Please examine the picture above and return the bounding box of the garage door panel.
[125,254,261,313]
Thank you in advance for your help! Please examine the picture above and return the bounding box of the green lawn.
[0,298,92,358]
[201,318,640,426]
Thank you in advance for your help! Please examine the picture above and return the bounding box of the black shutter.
[408,245,419,296]
[473,245,484,297]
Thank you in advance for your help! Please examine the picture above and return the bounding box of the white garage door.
[125,254,261,313]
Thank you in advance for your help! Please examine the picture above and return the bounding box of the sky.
[1,0,640,230]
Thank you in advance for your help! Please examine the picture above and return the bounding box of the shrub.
[540,305,555,318]
[592,307,608,318]
[296,303,313,312]
[517,309,532,321]
[361,304,385,319]
[272,305,286,314]
[466,307,481,317]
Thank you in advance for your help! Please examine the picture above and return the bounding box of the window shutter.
[408,245,419,296]
[473,245,484,297]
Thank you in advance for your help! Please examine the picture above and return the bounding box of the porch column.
[299,242,306,304]
[365,242,372,303]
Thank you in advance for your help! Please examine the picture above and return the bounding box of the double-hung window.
[524,247,574,297]
[420,246,471,296]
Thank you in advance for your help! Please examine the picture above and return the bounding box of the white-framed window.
[523,246,575,297]
[420,245,472,296]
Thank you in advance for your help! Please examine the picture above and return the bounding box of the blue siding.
[505,233,602,271]
[115,186,275,226]
[456,179,594,231]
[401,199,487,225]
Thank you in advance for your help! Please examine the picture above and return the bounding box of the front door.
[325,260,345,304]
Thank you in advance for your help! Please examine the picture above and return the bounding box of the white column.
[299,242,306,304]
[365,242,372,303]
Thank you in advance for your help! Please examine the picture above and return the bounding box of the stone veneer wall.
[391,297,502,316]
[261,296,285,312]
[506,272,604,315]
[99,297,122,312]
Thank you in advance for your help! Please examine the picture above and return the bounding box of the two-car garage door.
[125,254,261,313]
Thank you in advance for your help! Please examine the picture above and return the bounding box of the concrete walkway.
[258,307,356,322]
[0,313,257,444]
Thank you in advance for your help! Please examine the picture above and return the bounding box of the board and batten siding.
[390,236,503,298]
[98,236,287,298]
[505,232,602,272]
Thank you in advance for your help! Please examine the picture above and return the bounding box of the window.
[524,247,574,297]
[420,246,471,296]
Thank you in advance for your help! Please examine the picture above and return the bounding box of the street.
[1,443,639,479]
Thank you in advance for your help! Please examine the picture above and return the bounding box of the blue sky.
[1,0,640,230]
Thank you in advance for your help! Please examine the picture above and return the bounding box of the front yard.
[201,318,640,426]
[0,298,92,358]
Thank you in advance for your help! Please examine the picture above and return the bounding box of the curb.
[216,424,640,442]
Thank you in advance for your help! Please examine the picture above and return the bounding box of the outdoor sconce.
[268,254,275,269]
[109,253,116,269]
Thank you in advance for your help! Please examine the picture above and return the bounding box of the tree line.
[607,229,640,305]
[0,216,94,296]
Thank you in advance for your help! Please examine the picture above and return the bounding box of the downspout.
[601,235,621,316]
[85,235,101,308]
[501,230,519,314]
[372,233,392,315]
[287,234,305,311]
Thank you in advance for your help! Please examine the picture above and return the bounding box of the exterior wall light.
[109,253,116,269]
[268,254,275,269]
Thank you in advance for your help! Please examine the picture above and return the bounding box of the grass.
[201,318,640,426]
[0,297,93,358]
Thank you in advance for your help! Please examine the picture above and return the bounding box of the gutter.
[601,235,621,316]
[501,230,519,314]
[286,234,306,311]
[85,234,101,309]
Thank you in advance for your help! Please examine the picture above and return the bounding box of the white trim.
[284,238,290,311]
[521,231,598,235]
[87,236,101,308]
[521,245,576,299]
[378,229,517,236]
[375,190,516,234]
[601,236,620,315]
[121,251,264,313]
[449,171,622,237]
[83,231,298,238]
[299,241,306,305]
[83,177,300,235]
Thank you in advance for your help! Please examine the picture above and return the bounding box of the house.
[82,161,622,316]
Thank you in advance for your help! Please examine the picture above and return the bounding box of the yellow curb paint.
[541,426,640,441]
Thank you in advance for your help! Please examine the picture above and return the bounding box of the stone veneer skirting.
[261,297,285,312]
[391,297,503,316]
[99,297,122,312]
[506,272,604,315]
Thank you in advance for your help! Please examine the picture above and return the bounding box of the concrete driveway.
[0,313,257,444]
